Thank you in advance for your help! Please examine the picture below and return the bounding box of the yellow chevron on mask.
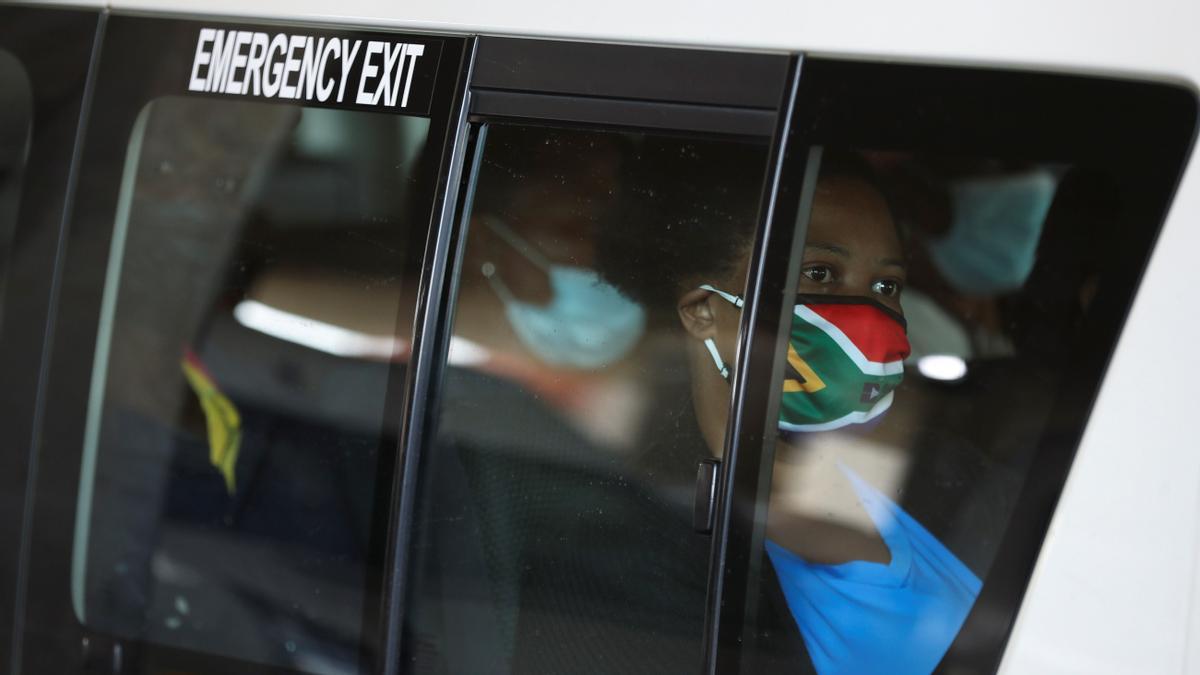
[783,343,826,394]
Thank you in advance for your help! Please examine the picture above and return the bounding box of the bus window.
[403,122,771,673]
[72,95,430,672]
[735,150,1075,673]
[728,139,1193,675]
[687,59,1200,675]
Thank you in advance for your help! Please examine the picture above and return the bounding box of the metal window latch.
[693,458,721,534]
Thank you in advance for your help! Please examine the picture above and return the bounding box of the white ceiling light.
[916,354,968,382]
[233,299,489,366]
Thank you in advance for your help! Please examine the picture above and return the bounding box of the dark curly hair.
[471,124,629,232]
[593,143,896,317]
[593,136,771,314]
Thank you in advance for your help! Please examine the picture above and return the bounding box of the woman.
[598,145,981,675]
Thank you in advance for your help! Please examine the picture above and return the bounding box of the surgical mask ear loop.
[704,338,730,380]
[484,217,552,271]
[481,218,553,305]
[699,284,745,308]
[697,284,742,380]
[481,261,516,303]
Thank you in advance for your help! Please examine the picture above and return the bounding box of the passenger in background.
[411,126,727,674]
[442,126,650,441]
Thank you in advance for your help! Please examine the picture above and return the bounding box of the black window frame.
[0,5,104,670]
[390,35,794,674]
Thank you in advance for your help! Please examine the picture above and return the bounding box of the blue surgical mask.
[481,218,646,369]
[927,169,1057,296]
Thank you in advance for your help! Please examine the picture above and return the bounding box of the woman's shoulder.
[744,549,819,675]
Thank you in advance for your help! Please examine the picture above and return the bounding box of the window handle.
[694,459,721,534]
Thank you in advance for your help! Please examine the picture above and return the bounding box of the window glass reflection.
[406,124,770,673]
[739,150,1121,675]
[74,96,430,673]
[0,48,33,335]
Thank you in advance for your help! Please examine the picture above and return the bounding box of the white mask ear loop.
[484,217,552,271]
[704,338,730,380]
[697,284,742,380]
[699,284,744,308]
[480,261,516,304]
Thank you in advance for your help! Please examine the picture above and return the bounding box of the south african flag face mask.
[700,286,912,432]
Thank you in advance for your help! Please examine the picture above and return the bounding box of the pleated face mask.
[482,217,646,369]
[701,286,911,432]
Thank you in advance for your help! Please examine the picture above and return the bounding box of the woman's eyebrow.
[804,242,849,257]
[878,256,907,269]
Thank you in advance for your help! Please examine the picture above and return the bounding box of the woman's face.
[678,171,905,457]
[799,174,906,314]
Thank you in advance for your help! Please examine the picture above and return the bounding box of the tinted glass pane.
[0,48,32,334]
[732,147,1172,673]
[404,123,769,673]
[73,96,430,672]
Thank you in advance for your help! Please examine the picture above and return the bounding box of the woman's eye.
[802,265,834,284]
[871,279,902,297]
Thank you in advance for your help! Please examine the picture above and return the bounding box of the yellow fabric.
[783,343,826,394]
[181,357,241,494]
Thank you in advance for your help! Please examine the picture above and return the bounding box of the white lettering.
[317,38,339,102]
[187,28,425,108]
[263,33,288,97]
[372,43,404,106]
[338,39,361,103]
[188,28,216,92]
[400,45,424,108]
[206,30,237,93]
[225,31,253,94]
[244,32,269,96]
[383,44,408,106]
[280,35,305,99]
[356,41,384,105]
[297,37,326,101]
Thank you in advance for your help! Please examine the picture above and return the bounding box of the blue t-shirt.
[765,465,981,675]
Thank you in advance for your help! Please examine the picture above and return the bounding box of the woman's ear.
[678,288,718,340]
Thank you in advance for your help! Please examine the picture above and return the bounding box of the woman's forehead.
[807,176,901,257]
